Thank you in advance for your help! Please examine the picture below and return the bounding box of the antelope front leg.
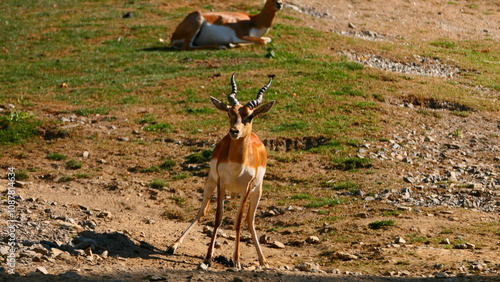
[167,176,216,254]
[204,183,224,266]
[233,184,253,269]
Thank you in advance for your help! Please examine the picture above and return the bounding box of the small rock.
[465,243,475,249]
[394,236,406,244]
[440,238,451,245]
[295,262,319,272]
[118,137,130,142]
[36,266,49,275]
[435,272,448,278]
[335,251,358,260]
[259,234,272,244]
[197,262,209,271]
[82,151,90,158]
[269,241,286,249]
[305,236,321,244]
[100,250,108,259]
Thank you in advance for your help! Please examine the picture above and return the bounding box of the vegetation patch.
[0,112,41,146]
[368,220,396,230]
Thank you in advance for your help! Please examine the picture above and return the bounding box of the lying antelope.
[167,74,276,269]
[170,0,283,50]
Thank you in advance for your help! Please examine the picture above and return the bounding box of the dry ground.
[1,0,499,281]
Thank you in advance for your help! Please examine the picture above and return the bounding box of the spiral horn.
[246,75,273,109]
[227,73,240,106]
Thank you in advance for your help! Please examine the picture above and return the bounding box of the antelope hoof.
[261,37,272,44]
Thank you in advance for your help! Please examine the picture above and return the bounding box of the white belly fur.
[193,22,269,46]
[216,162,266,194]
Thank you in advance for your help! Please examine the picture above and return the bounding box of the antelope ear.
[252,101,275,116]
[210,97,229,112]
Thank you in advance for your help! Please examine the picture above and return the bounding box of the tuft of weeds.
[332,157,372,170]
[58,175,75,182]
[0,112,41,145]
[304,197,345,208]
[14,170,30,181]
[368,220,396,230]
[149,179,168,190]
[185,149,213,164]
[65,159,82,170]
[46,152,68,161]
[159,159,176,171]
[143,123,172,133]
[430,40,456,48]
[331,180,358,191]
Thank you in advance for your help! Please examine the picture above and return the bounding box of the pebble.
[335,251,358,260]
[269,241,286,249]
[305,236,321,244]
[295,262,320,272]
[36,266,49,275]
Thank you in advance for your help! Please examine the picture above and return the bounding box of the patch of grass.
[333,157,372,170]
[271,120,308,132]
[184,107,216,115]
[14,170,30,181]
[0,112,41,145]
[159,159,176,171]
[140,166,162,173]
[66,159,82,170]
[141,159,176,173]
[143,123,172,133]
[291,193,312,200]
[185,149,213,164]
[149,179,168,190]
[452,111,469,117]
[46,152,68,161]
[333,85,366,98]
[58,175,75,182]
[138,114,156,124]
[169,195,186,207]
[171,172,189,180]
[74,173,91,179]
[368,220,396,230]
[430,40,456,48]
[331,180,358,191]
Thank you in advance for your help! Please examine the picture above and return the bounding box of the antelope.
[170,0,283,50]
[167,74,276,269]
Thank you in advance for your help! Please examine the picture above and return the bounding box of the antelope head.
[268,0,284,11]
[210,74,276,140]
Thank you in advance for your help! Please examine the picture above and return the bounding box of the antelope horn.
[227,73,240,106]
[246,75,273,109]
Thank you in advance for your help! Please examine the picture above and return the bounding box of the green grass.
[185,150,213,164]
[143,123,173,133]
[46,152,68,161]
[0,112,41,146]
[149,179,168,190]
[333,157,372,170]
[368,220,396,230]
[304,197,345,208]
[65,159,82,170]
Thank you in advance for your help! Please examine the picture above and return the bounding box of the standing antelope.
[170,0,283,50]
[167,74,276,269]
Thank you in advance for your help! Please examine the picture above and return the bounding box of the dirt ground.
[1,0,499,281]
